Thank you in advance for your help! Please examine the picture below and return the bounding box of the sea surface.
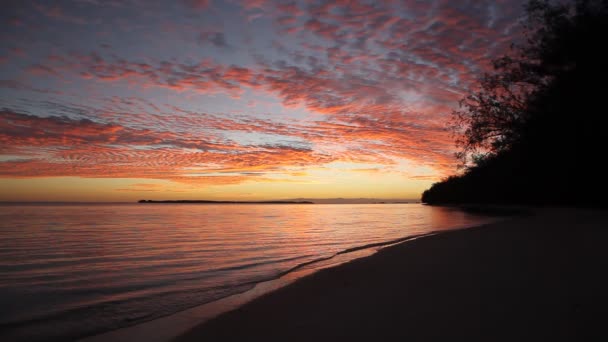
[0,203,495,341]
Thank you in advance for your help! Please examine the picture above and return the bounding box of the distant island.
[138,199,418,204]
[138,200,314,204]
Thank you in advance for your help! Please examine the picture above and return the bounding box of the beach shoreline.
[78,248,378,342]
[79,223,488,342]
[78,210,503,342]
[173,208,607,341]
[79,208,607,342]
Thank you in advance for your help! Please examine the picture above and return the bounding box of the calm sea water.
[0,203,494,341]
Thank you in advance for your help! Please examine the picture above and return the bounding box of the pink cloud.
[3,0,527,184]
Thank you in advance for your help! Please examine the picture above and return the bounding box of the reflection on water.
[0,203,494,341]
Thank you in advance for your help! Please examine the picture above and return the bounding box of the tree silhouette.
[423,0,608,206]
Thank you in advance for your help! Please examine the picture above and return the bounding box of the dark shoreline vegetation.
[138,200,314,204]
[422,0,607,206]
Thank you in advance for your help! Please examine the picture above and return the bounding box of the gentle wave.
[0,203,494,341]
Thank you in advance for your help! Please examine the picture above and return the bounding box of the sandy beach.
[175,208,607,341]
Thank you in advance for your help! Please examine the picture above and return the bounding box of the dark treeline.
[423,0,608,206]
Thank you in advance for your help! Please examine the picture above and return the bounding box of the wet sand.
[175,209,607,341]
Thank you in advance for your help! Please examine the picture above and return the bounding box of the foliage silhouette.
[423,0,608,206]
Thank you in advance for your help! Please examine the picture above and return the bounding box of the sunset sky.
[0,0,525,202]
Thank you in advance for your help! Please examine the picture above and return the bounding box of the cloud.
[0,80,63,94]
[1,0,528,187]
[0,109,338,183]
[33,3,88,25]
[30,0,514,121]
[36,53,255,95]
[198,31,229,48]
[0,103,455,182]
[25,64,59,76]
[181,0,211,10]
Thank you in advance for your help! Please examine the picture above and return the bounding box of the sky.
[0,0,525,202]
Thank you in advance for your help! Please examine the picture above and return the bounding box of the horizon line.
[0,198,421,204]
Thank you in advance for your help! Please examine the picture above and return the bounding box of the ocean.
[0,203,493,341]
